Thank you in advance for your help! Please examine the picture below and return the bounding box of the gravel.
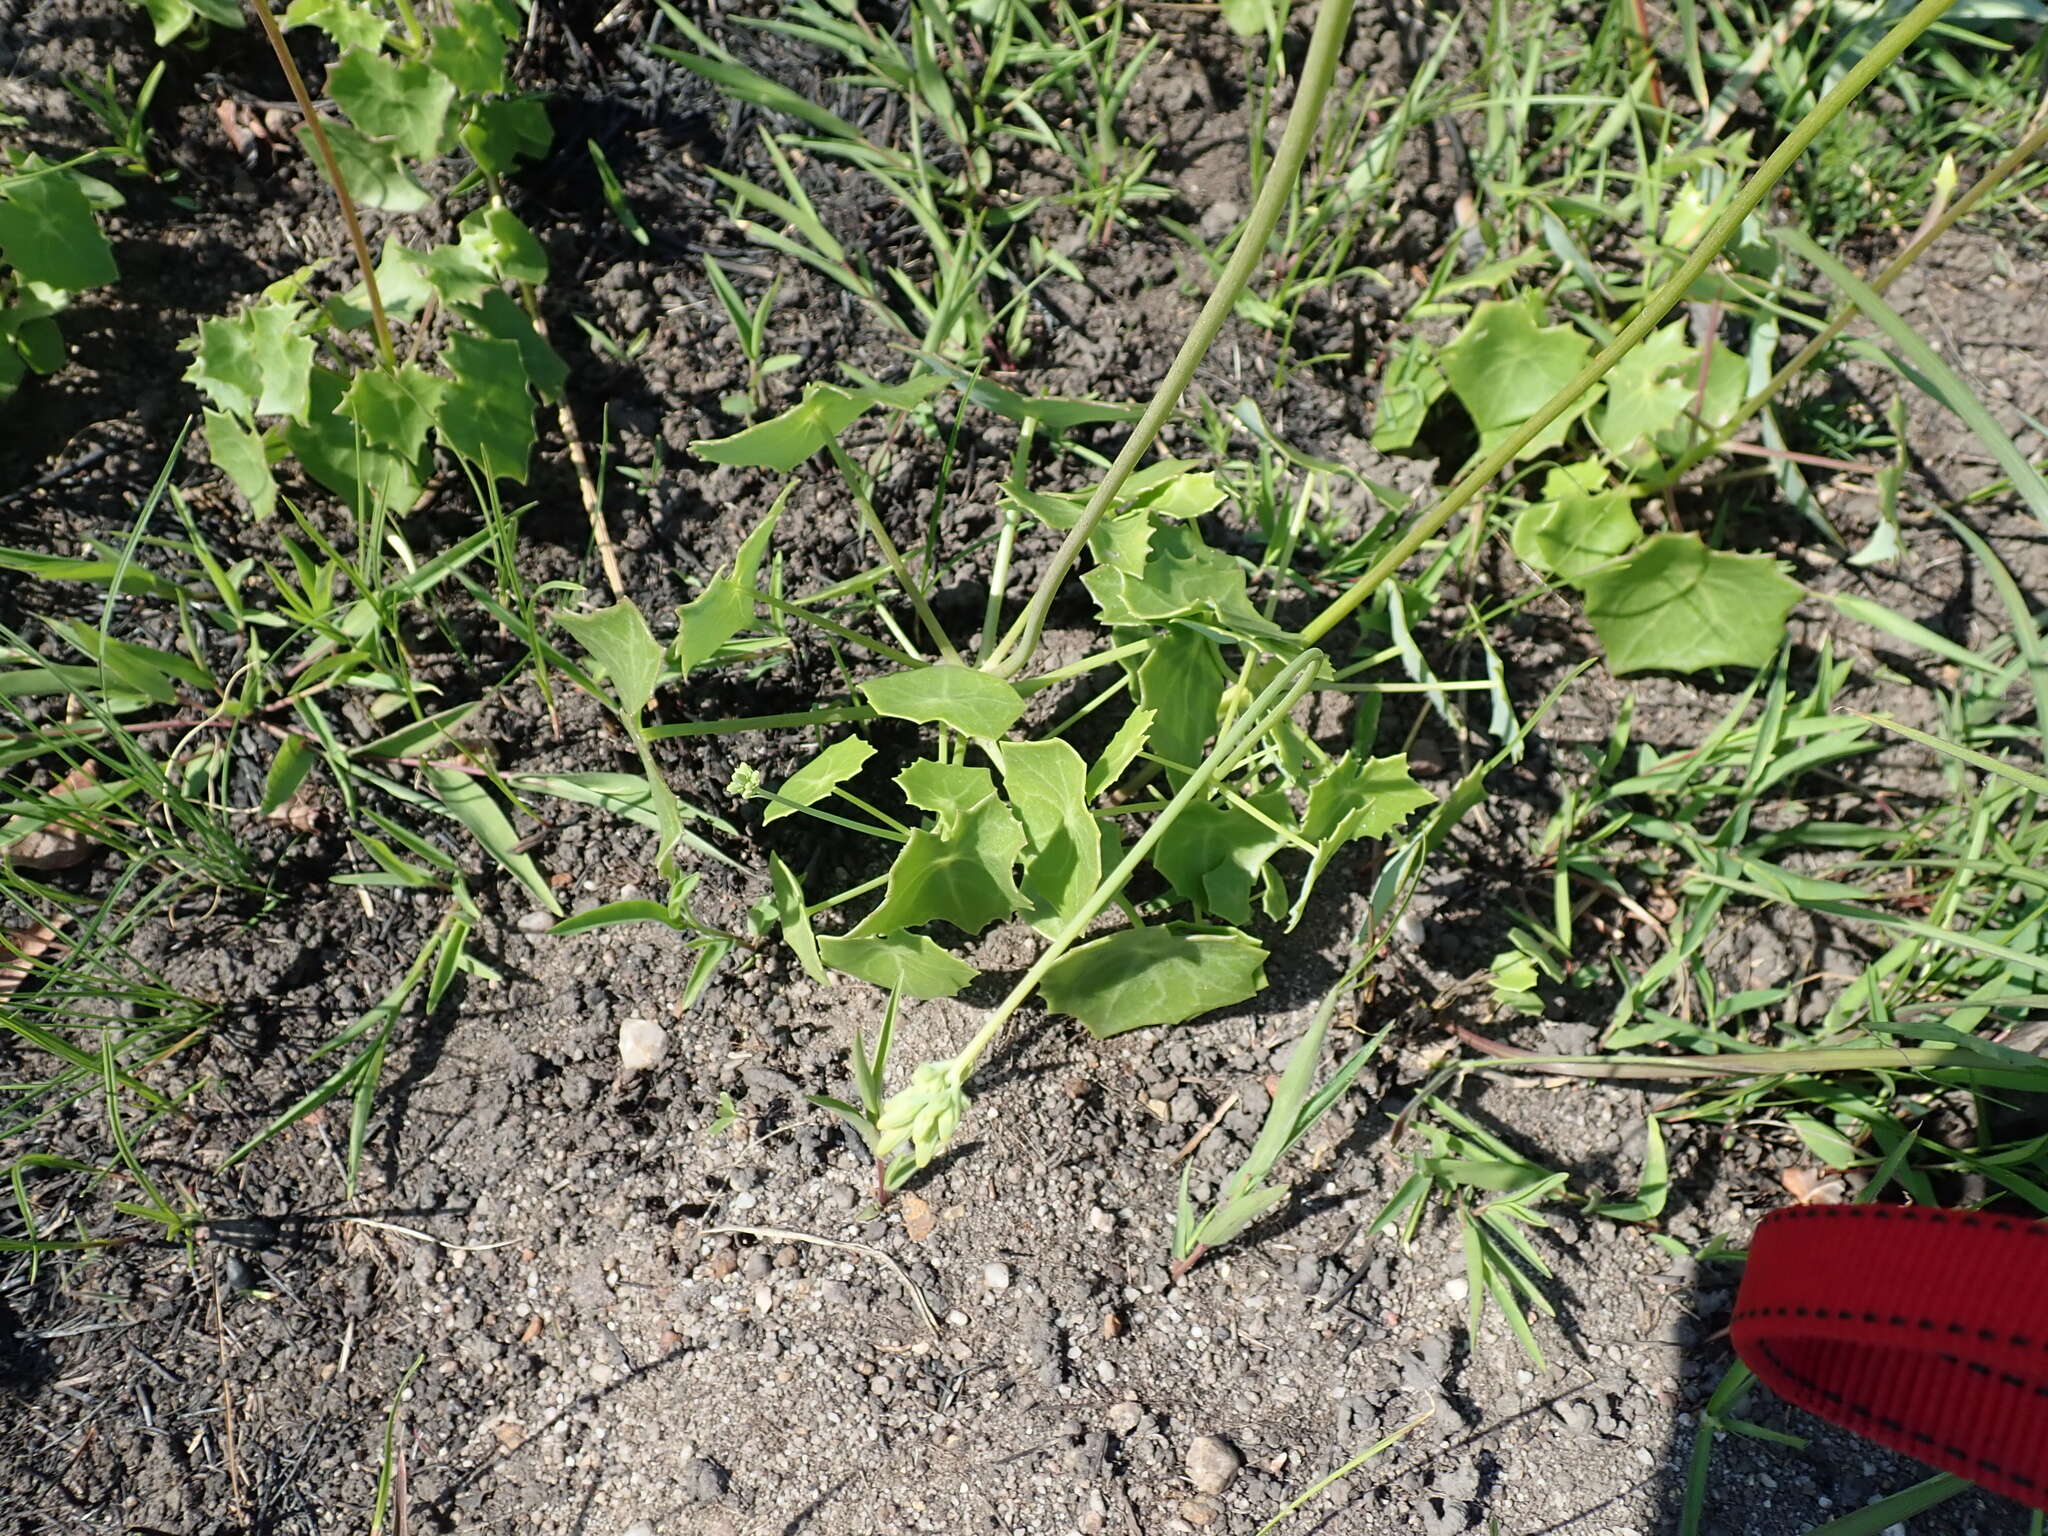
[1185,1433,1243,1497]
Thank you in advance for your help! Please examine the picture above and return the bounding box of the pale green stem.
[1298,0,1961,651]
[1016,636,1155,693]
[391,0,423,49]
[753,590,923,668]
[1655,96,2048,492]
[978,497,1022,666]
[827,443,962,666]
[953,648,1326,1080]
[983,0,1359,678]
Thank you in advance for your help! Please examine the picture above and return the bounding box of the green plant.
[64,61,169,179]
[0,869,215,1267]
[0,1,723,1235]
[806,986,920,1196]
[1172,966,1389,1279]
[1368,1096,1574,1367]
[1179,7,1458,381]
[701,257,800,418]
[652,0,1189,364]
[1716,0,2048,239]
[587,139,649,246]
[590,0,2001,1231]
[652,0,1029,361]
[223,907,482,1193]
[1296,0,1973,674]
[1005,0,1172,242]
[126,0,242,47]
[8,24,2045,1536]
[0,158,120,400]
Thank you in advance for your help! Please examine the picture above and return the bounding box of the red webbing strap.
[1732,1204,2048,1512]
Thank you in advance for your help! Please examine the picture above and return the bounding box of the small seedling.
[587,139,648,246]
[807,989,920,1197]
[1172,972,1389,1280]
[701,256,799,418]
[64,62,168,179]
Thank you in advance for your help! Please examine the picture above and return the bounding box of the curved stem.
[1297,0,1960,652]
[249,0,395,367]
[983,0,1358,678]
[953,647,1326,1080]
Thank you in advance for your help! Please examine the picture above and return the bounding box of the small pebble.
[618,1016,667,1076]
[682,1456,730,1502]
[982,1262,1011,1292]
[1086,1206,1115,1234]
[622,1524,656,1536]
[1107,1401,1145,1436]
[1180,1496,1222,1527]
[1186,1433,1242,1495]
[516,910,555,934]
[1443,1276,1469,1303]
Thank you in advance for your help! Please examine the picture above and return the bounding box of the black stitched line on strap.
[1730,1304,2039,1351]
[1752,1341,2036,1489]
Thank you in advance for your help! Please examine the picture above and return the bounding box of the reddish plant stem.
[247,0,396,365]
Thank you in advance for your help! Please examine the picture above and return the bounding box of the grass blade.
[1775,227,2048,526]
[424,766,560,913]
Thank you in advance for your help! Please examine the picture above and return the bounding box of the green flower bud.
[874,1060,968,1169]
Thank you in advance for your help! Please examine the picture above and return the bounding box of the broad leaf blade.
[1040,924,1269,1038]
[552,900,685,936]
[770,853,827,982]
[0,172,116,290]
[996,739,1100,931]
[859,664,1026,739]
[559,599,665,717]
[818,932,977,998]
[847,793,1024,938]
[765,737,876,824]
[1578,533,1801,675]
[693,378,946,471]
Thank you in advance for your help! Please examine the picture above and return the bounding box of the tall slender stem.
[248,0,395,367]
[983,0,1359,679]
[1297,0,1959,651]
